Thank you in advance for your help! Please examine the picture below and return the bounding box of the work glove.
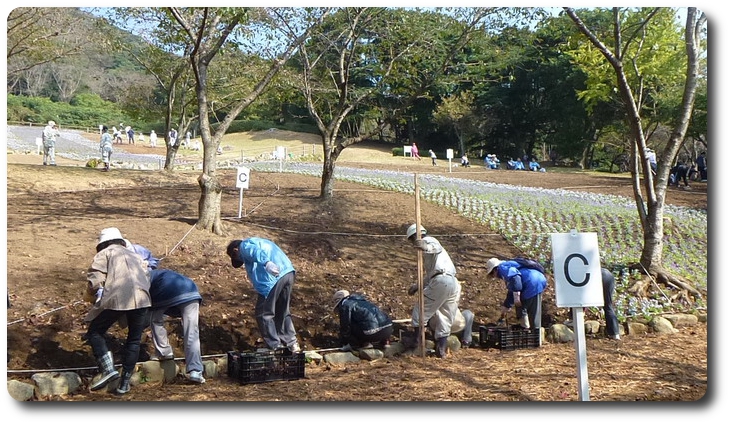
[412,239,428,251]
[264,261,280,277]
[341,344,352,352]
[408,284,418,296]
[82,289,96,304]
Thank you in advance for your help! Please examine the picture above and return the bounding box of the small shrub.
[86,158,100,168]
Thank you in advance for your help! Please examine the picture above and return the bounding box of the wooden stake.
[414,173,425,358]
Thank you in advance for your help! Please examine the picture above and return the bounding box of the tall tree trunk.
[194,65,225,235]
[320,133,339,200]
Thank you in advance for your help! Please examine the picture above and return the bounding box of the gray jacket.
[84,244,151,322]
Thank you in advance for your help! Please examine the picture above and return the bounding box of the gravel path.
[6,124,165,165]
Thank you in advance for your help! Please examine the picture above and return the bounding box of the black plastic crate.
[479,325,540,350]
[227,350,305,384]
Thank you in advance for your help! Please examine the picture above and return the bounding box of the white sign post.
[236,167,250,218]
[276,146,286,172]
[551,229,603,401]
[446,149,454,173]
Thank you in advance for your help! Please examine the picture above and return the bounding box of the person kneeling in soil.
[332,290,393,351]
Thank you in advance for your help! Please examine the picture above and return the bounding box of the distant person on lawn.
[41,120,60,166]
[99,125,113,172]
[411,142,421,160]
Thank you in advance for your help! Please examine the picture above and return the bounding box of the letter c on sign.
[564,253,590,287]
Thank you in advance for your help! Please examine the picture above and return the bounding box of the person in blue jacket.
[124,239,160,271]
[148,269,205,384]
[226,237,301,353]
[513,158,526,170]
[528,158,541,172]
[486,257,547,330]
[332,289,393,350]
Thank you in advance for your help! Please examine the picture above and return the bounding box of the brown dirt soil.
[4,146,707,402]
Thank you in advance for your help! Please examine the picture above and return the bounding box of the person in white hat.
[486,257,547,332]
[83,227,152,394]
[405,223,463,358]
[41,120,60,166]
[332,289,393,351]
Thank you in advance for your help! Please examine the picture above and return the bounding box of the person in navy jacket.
[332,290,393,350]
[486,258,547,331]
[148,269,205,383]
[226,237,301,353]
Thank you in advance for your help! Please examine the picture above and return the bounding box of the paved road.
[5,124,164,165]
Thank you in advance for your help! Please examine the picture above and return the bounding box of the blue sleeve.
[133,244,159,270]
[501,266,523,308]
[239,239,271,265]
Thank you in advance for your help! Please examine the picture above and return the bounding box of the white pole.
[572,307,590,401]
[238,188,244,218]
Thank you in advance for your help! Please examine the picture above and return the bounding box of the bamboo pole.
[414,173,425,358]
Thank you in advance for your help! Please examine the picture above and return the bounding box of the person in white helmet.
[405,223,469,357]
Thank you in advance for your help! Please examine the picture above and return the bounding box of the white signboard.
[446,149,454,159]
[236,167,250,189]
[550,231,604,307]
[404,145,412,156]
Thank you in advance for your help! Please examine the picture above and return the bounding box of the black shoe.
[436,337,448,358]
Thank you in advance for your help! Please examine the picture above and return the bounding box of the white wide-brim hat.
[98,227,124,246]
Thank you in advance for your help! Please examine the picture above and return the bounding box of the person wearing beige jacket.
[84,227,151,394]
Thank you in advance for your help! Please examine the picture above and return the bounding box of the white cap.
[406,224,426,239]
[486,258,503,275]
[332,290,350,310]
[48,121,56,127]
[97,227,124,246]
